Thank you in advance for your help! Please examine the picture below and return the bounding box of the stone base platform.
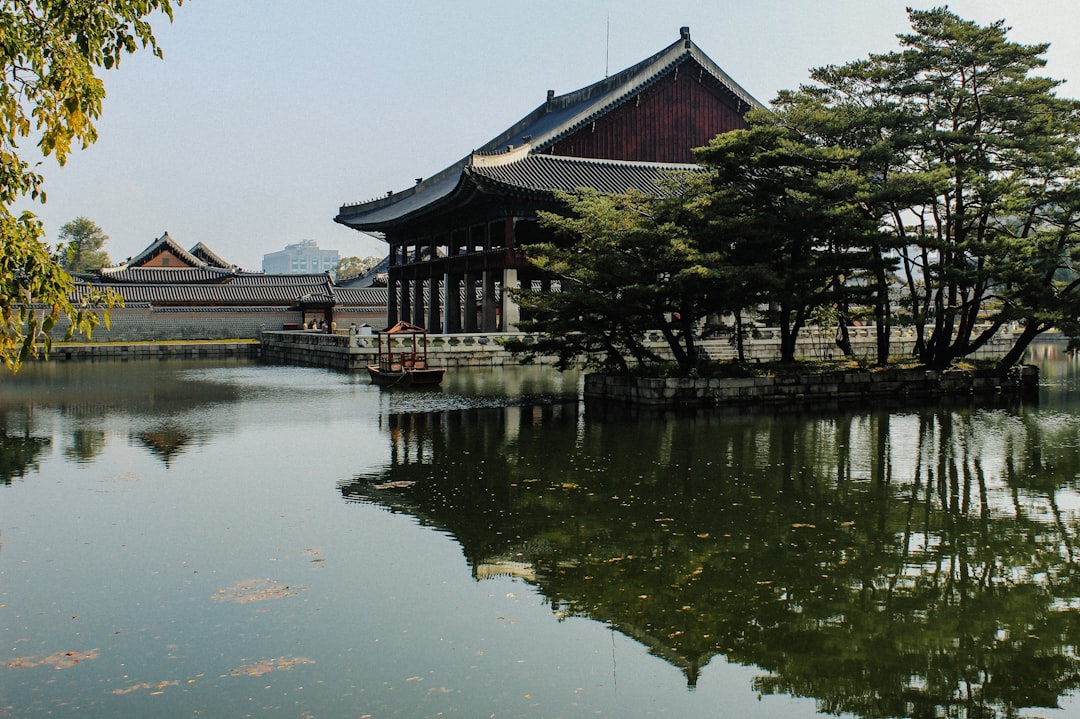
[584,365,1040,409]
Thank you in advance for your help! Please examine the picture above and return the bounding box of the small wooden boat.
[367,321,445,387]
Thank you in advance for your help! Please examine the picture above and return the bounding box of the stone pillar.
[443,273,461,334]
[481,270,498,332]
[463,273,478,333]
[502,268,520,331]
[427,277,441,333]
[412,279,425,327]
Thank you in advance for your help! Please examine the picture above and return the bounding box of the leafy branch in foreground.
[0,1,182,371]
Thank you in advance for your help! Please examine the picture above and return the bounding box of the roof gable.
[486,28,762,158]
[189,242,231,268]
[124,232,205,269]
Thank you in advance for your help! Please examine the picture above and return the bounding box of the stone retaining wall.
[261,326,1031,374]
[584,365,1040,408]
[259,330,562,371]
[45,305,384,342]
[46,340,261,362]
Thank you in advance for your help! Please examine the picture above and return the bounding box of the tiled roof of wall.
[72,275,387,309]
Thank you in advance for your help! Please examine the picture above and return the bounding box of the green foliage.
[335,255,381,282]
[810,7,1080,368]
[58,216,111,273]
[694,117,883,364]
[0,1,180,371]
[521,8,1080,372]
[510,187,717,375]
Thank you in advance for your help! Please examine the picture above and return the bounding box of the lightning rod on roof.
[605,12,610,78]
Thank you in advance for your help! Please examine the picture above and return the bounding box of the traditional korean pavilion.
[334,27,764,333]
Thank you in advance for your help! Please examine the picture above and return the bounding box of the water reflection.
[342,393,1080,717]
[0,417,50,485]
[0,360,248,472]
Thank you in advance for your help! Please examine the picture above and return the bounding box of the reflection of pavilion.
[134,425,196,467]
[342,402,1080,711]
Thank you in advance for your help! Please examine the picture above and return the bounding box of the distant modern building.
[262,240,340,278]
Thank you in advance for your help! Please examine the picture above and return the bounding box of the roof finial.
[680,26,690,48]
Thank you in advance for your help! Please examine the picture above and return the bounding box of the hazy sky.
[25,0,1080,271]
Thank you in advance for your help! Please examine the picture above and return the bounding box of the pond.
[1,344,1080,719]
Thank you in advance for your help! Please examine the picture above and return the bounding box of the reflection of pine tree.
[0,430,51,484]
[64,429,107,463]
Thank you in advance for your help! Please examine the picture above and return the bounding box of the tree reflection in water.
[341,399,1080,719]
[0,413,51,485]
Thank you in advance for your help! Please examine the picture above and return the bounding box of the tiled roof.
[333,287,387,307]
[489,30,762,156]
[467,153,700,196]
[126,231,204,268]
[96,282,328,306]
[99,266,236,283]
[189,242,231,268]
[335,27,762,231]
[71,274,389,310]
[233,273,331,285]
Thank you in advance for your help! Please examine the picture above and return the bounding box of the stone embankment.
[584,364,1039,409]
[260,323,1029,371]
[45,340,261,362]
[258,330,556,371]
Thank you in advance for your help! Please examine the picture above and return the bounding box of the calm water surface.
[2,346,1080,718]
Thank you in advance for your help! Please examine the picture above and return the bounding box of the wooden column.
[412,279,425,327]
[399,279,412,325]
[387,277,399,327]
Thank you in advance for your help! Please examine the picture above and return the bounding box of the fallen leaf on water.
[6,649,100,669]
[228,657,315,677]
[791,523,816,529]
[211,579,305,604]
[112,680,179,695]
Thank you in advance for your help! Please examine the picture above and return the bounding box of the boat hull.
[367,365,446,387]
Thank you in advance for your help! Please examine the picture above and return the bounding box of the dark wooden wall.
[547,63,751,164]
